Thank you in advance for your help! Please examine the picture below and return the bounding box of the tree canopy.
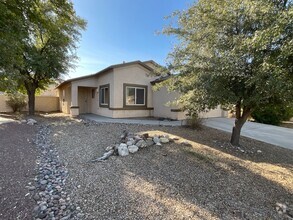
[162,0,293,145]
[0,0,86,114]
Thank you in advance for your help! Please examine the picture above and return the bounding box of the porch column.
[70,84,79,116]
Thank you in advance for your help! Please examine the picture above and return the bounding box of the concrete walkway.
[0,117,15,125]
[81,114,182,126]
[203,118,293,150]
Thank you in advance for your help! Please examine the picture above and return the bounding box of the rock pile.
[20,118,37,125]
[91,130,177,162]
[29,125,83,219]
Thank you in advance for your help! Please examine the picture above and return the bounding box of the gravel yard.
[1,113,292,219]
[45,114,293,220]
[0,121,38,220]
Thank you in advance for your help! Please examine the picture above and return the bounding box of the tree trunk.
[230,104,251,146]
[230,119,245,146]
[27,86,36,115]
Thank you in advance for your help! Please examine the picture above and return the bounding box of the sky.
[69,0,193,79]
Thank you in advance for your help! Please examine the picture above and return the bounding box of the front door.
[78,87,90,114]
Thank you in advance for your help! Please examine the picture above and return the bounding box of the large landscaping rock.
[118,143,129,156]
[160,137,169,143]
[146,138,154,146]
[153,136,160,144]
[128,145,139,153]
[27,118,37,125]
[136,140,147,148]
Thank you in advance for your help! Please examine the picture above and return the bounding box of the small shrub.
[252,104,293,126]
[184,114,203,129]
[6,93,27,112]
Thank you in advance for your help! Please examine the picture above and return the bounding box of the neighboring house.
[56,60,226,119]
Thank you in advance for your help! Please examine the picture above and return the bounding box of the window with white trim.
[126,86,145,105]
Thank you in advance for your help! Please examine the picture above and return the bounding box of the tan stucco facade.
[153,87,185,120]
[153,86,227,120]
[57,60,227,120]
[58,62,157,118]
[59,85,71,114]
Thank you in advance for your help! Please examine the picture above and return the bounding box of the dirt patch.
[281,121,293,129]
[46,115,293,219]
[0,122,38,219]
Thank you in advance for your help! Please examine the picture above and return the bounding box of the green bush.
[252,104,293,125]
[6,93,27,112]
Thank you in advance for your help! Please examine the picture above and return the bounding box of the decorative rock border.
[28,124,84,219]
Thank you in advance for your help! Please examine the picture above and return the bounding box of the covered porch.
[70,85,97,116]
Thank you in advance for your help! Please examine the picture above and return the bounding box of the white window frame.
[125,86,146,106]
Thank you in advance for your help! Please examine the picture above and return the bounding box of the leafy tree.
[162,0,293,145]
[252,103,293,125]
[0,0,30,70]
[0,0,86,115]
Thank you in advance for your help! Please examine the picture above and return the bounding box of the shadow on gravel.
[164,126,293,170]
[119,133,293,219]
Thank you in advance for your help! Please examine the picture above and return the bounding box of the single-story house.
[56,60,227,120]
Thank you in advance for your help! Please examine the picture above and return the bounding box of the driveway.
[0,117,15,124]
[203,118,293,150]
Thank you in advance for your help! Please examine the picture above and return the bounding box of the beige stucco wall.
[0,94,59,113]
[71,77,99,111]
[95,70,114,117]
[55,63,227,119]
[153,87,184,120]
[110,64,156,118]
[199,105,228,118]
[39,84,58,96]
[0,95,12,112]
[35,96,59,112]
[113,64,155,108]
[59,85,71,114]
[112,110,152,118]
[58,71,115,117]
[153,86,227,120]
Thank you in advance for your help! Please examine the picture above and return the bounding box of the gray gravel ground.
[46,115,293,220]
[0,122,38,220]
